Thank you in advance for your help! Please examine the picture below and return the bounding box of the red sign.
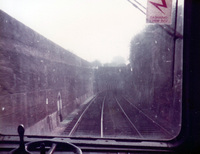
[146,0,172,24]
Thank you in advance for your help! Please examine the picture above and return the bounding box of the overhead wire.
[126,0,183,38]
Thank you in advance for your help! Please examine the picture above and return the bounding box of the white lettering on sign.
[146,0,173,24]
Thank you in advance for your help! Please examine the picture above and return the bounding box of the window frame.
[1,0,200,153]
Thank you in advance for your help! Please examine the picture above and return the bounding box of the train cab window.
[0,0,185,153]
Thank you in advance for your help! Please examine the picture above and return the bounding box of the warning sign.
[146,0,172,24]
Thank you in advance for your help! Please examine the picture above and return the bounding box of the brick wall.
[0,10,94,135]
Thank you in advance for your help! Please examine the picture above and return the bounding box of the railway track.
[62,91,173,139]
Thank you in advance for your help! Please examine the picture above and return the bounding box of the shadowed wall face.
[0,10,94,135]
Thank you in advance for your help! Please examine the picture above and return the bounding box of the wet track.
[63,91,173,139]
